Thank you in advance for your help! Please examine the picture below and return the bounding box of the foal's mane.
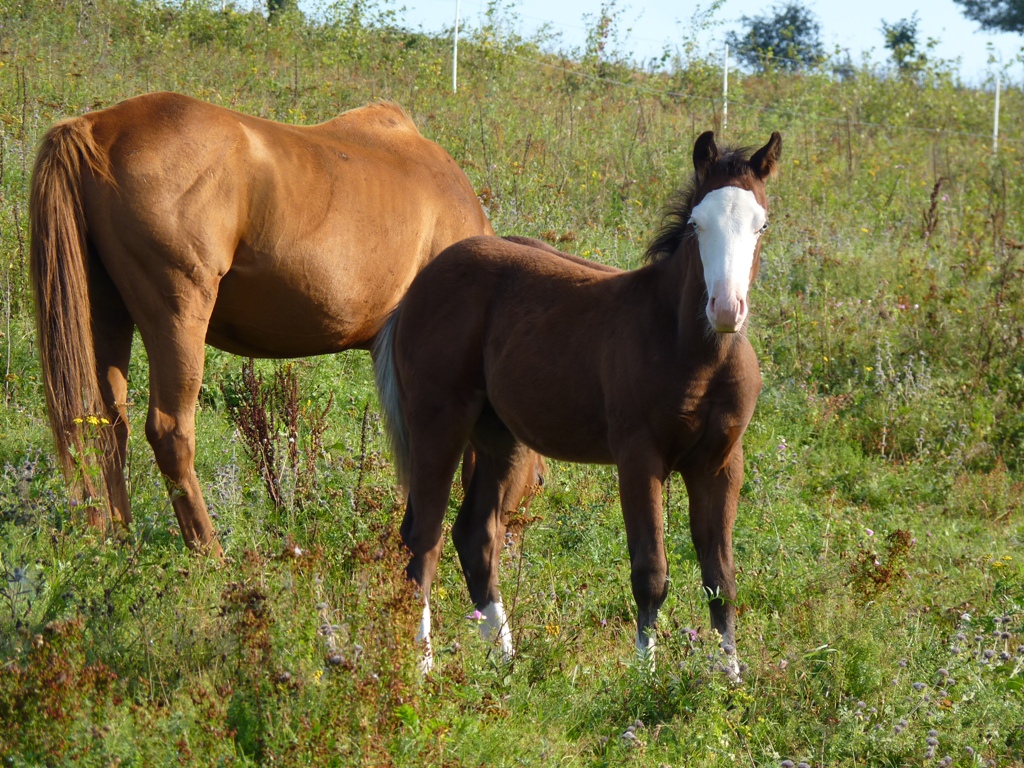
[644,147,759,263]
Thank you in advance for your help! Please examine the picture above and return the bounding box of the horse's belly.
[207,276,367,357]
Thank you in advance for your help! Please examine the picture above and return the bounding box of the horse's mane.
[644,148,758,263]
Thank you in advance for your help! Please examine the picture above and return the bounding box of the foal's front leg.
[616,453,668,660]
[680,446,744,678]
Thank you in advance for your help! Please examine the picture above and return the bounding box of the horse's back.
[53,92,490,355]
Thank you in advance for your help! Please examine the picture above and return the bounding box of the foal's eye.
[757,220,769,235]
[689,219,701,233]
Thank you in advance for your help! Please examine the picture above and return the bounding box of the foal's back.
[391,236,665,463]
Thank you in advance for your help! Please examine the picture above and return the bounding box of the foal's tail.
[29,118,112,485]
[372,310,412,492]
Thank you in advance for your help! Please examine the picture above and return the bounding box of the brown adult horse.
[374,130,781,673]
[30,91,498,555]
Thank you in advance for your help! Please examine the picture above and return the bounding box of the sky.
[314,0,1024,84]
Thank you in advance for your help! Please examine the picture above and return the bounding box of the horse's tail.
[29,117,113,486]
[372,310,411,493]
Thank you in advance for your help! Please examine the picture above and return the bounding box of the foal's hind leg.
[680,446,743,678]
[402,409,482,671]
[452,436,535,661]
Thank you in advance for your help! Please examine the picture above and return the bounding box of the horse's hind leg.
[452,436,535,661]
[90,264,134,529]
[139,312,221,556]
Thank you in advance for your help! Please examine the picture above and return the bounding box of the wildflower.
[927,737,939,746]
[937,668,949,677]
[983,649,995,660]
[781,761,795,768]
[928,729,938,737]
[1000,651,1011,661]
[866,528,874,537]
[912,682,925,691]
[467,610,484,621]
[898,659,908,668]
[779,659,788,670]
[856,701,866,709]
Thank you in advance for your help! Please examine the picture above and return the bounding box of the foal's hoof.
[719,644,743,684]
[418,644,435,675]
[634,645,656,672]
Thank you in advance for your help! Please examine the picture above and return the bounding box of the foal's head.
[689,131,781,332]
[646,131,782,334]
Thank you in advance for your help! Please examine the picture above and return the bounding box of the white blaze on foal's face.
[689,185,768,333]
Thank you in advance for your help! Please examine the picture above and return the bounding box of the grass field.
[0,1,1022,765]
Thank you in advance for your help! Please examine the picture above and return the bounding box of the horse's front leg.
[616,451,668,660]
[680,445,744,678]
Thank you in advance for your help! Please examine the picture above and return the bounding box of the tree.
[726,2,825,72]
[882,14,928,75]
[952,0,1024,34]
[268,0,299,21]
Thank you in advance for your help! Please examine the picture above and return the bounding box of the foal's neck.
[658,240,740,362]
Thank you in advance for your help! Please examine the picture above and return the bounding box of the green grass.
[0,0,1023,765]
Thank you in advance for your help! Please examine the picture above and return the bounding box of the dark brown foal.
[375,131,781,674]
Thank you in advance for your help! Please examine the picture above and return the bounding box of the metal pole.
[723,43,729,134]
[993,69,1000,153]
[453,0,462,93]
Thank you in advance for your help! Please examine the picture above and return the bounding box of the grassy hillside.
[0,1,1022,765]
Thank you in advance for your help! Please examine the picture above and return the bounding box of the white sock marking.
[479,600,515,661]
[416,601,433,674]
[636,628,656,668]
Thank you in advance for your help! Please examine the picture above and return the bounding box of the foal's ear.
[750,131,782,180]
[692,131,718,184]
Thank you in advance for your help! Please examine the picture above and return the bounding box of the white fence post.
[993,69,1000,153]
[722,43,729,134]
[452,0,462,93]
